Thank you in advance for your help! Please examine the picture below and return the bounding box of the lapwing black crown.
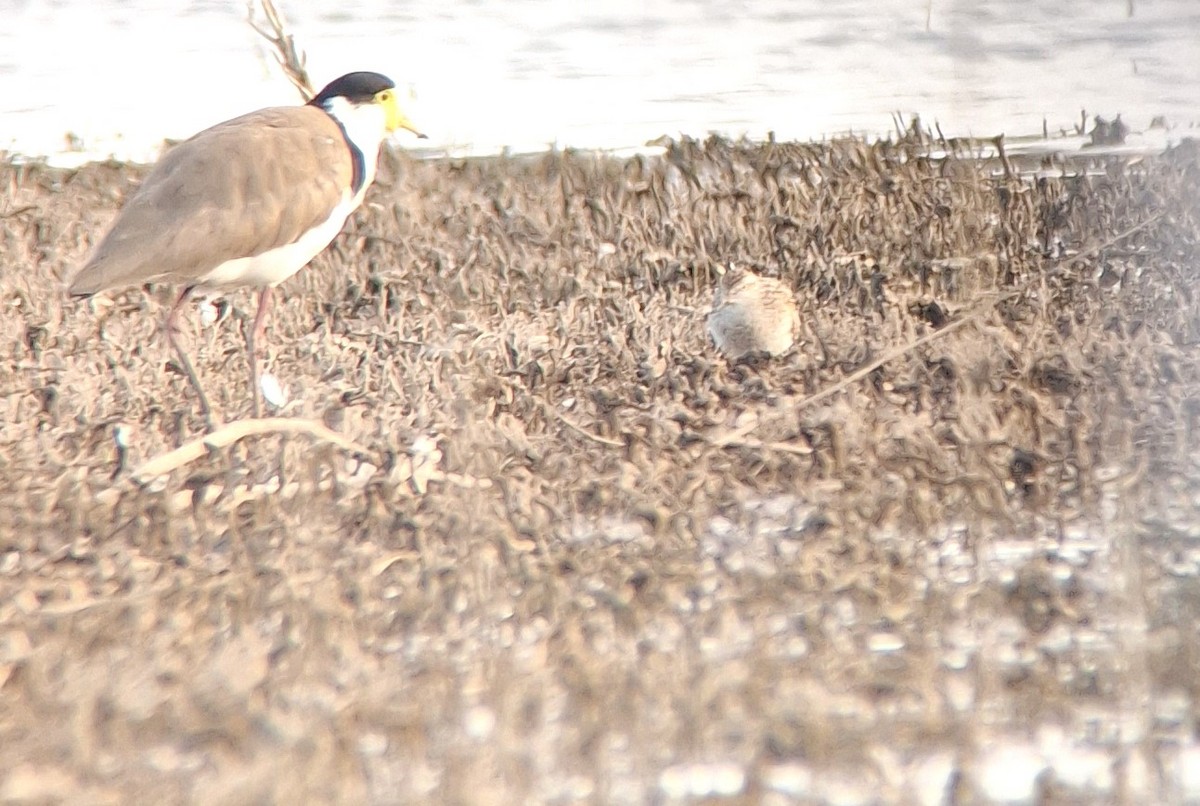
[309,72,396,107]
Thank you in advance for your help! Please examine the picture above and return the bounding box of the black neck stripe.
[333,119,366,195]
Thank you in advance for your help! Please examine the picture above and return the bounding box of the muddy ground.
[1,133,1199,804]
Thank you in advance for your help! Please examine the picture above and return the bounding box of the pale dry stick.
[0,205,37,220]
[131,417,371,484]
[32,574,236,618]
[248,0,315,101]
[710,303,994,449]
[550,405,627,448]
[496,372,627,447]
[713,212,1165,451]
[713,435,815,457]
[530,393,626,447]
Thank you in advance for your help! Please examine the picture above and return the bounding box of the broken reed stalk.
[248,0,314,101]
[131,418,372,484]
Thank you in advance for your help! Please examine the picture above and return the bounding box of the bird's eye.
[379,90,392,102]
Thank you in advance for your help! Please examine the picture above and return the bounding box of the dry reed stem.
[537,397,626,447]
[248,0,314,100]
[131,417,370,483]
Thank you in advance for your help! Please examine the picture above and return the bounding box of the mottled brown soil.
[1,134,1198,803]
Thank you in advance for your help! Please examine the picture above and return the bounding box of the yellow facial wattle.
[376,88,424,138]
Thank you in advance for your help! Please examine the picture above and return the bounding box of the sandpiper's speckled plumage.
[707,266,800,360]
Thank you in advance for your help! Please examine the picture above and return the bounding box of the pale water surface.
[2,0,1199,163]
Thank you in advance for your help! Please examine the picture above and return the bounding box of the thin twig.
[248,0,314,101]
[131,417,371,483]
[709,305,991,448]
[1056,212,1162,271]
[711,436,815,456]
[540,399,626,447]
[0,205,38,220]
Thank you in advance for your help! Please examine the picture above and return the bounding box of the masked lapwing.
[68,71,424,425]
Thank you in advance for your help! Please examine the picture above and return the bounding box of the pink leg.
[246,287,274,419]
[164,286,217,430]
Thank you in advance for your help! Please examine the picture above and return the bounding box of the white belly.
[196,194,356,291]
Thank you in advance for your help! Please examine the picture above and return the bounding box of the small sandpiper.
[707,266,800,360]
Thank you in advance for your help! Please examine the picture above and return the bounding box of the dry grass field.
[1,133,1199,803]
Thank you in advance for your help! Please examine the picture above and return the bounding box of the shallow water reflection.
[679,487,1181,803]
